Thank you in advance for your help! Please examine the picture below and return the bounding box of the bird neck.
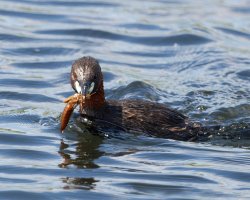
[83,81,105,116]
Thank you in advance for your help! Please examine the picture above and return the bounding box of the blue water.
[0,0,250,199]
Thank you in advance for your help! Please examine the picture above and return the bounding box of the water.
[0,0,250,199]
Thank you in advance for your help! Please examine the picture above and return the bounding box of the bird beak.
[81,81,95,98]
[74,80,95,98]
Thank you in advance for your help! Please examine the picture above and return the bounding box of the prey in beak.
[61,56,104,133]
[70,56,105,112]
[74,80,95,99]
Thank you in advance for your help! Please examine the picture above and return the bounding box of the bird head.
[70,56,103,98]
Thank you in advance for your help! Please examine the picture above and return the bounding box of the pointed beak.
[81,83,89,97]
[81,81,95,98]
[74,80,95,97]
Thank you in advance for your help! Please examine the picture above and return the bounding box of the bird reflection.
[58,133,104,190]
[62,177,98,190]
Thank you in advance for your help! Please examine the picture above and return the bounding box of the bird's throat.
[82,82,105,116]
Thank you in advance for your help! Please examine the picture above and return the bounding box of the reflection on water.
[59,135,104,169]
[59,134,104,190]
[0,0,250,199]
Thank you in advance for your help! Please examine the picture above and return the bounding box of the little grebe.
[69,56,204,141]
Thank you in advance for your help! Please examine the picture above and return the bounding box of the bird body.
[69,56,204,141]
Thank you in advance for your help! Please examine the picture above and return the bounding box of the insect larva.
[60,101,76,133]
[60,94,85,132]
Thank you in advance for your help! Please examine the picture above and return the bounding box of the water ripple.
[12,61,72,69]
[0,79,53,88]
[0,8,72,22]
[0,0,250,199]
[106,81,162,101]
[216,27,250,40]
[0,91,60,102]
[37,29,212,46]
[5,0,120,7]
[0,133,56,146]
[0,33,34,42]
[237,70,250,81]
[1,47,77,57]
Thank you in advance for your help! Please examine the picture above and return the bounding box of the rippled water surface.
[0,0,250,199]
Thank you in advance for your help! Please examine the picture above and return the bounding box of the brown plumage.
[70,56,204,141]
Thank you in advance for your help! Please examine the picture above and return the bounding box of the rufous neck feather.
[84,81,105,112]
